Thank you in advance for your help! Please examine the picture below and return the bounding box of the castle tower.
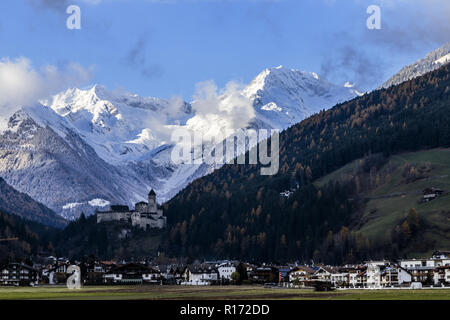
[148,189,157,213]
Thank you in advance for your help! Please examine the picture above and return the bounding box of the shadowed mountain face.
[0,177,66,228]
[0,108,164,221]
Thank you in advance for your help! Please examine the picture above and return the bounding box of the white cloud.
[187,80,255,142]
[0,57,92,130]
[137,79,256,147]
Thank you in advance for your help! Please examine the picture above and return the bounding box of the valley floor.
[0,285,449,300]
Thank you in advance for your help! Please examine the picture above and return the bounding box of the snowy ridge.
[382,43,450,89]
[0,66,360,220]
[243,66,362,129]
[41,85,192,164]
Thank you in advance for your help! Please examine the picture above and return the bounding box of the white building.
[217,263,237,281]
[183,267,219,286]
[288,266,315,284]
[364,261,412,288]
[434,266,450,286]
[314,266,334,282]
[330,270,348,287]
[399,256,450,269]
[103,263,159,284]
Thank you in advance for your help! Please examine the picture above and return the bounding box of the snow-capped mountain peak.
[243,66,361,129]
[382,42,450,89]
[243,66,324,97]
[44,85,113,116]
[38,85,192,164]
[0,66,360,220]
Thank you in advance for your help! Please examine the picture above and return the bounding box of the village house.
[365,261,412,288]
[153,264,186,284]
[433,266,450,286]
[183,265,219,286]
[103,263,161,285]
[242,263,257,280]
[97,189,167,230]
[278,266,293,284]
[399,256,450,269]
[432,250,450,260]
[313,266,335,282]
[217,262,237,281]
[154,265,170,282]
[0,263,39,286]
[406,266,436,284]
[169,265,187,284]
[399,255,450,285]
[287,266,315,287]
[330,268,349,287]
[380,266,412,287]
[48,261,72,285]
[83,261,116,285]
[341,265,366,288]
[250,266,279,284]
[355,269,368,287]
[366,261,388,288]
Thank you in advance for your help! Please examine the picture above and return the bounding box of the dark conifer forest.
[163,64,450,264]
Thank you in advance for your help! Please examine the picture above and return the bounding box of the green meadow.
[316,148,450,256]
[0,285,448,300]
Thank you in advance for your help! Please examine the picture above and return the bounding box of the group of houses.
[287,251,450,289]
[1,251,449,288]
[0,258,240,286]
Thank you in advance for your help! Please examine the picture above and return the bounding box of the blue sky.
[0,0,449,99]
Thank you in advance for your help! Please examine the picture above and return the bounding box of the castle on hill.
[96,189,166,230]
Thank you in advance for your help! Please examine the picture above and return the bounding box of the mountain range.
[0,66,359,220]
[1,42,450,224]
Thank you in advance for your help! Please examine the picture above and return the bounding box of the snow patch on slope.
[434,53,450,65]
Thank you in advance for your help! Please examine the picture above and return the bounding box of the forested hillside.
[163,64,450,264]
[0,210,56,264]
[53,214,164,260]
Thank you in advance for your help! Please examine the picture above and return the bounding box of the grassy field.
[315,148,450,256]
[0,285,449,300]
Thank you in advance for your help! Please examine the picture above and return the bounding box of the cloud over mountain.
[0,57,92,130]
